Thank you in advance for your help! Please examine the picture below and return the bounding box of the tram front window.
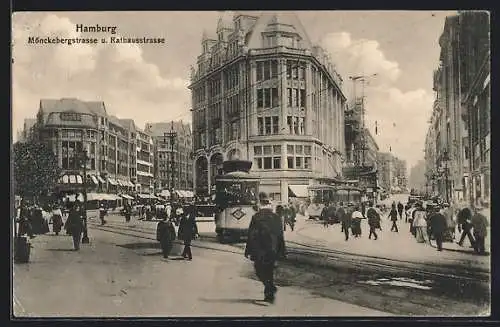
[310,190,322,204]
[216,181,258,209]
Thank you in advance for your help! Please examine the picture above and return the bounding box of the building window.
[254,145,281,170]
[287,116,305,135]
[257,117,264,135]
[300,89,306,107]
[287,88,293,107]
[257,116,279,135]
[256,60,279,82]
[257,89,264,108]
[287,156,294,169]
[60,112,82,121]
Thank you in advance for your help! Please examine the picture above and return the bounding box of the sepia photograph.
[11,10,490,317]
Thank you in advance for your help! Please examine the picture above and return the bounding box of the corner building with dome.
[189,11,348,203]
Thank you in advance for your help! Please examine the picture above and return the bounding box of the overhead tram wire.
[170,12,439,126]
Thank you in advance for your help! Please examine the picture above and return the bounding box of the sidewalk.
[13,230,392,317]
[287,216,490,273]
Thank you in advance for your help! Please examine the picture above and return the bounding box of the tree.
[13,141,61,198]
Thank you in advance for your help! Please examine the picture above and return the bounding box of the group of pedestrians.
[276,202,297,232]
[156,203,199,261]
[406,200,489,255]
[16,199,87,251]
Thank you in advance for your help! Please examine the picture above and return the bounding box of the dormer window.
[264,35,276,47]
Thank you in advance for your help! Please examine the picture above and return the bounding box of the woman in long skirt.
[412,209,428,243]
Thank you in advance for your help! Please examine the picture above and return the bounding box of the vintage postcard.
[11,10,490,317]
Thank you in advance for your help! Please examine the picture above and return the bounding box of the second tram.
[307,184,362,219]
[214,159,260,243]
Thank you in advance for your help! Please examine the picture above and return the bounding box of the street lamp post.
[79,148,90,244]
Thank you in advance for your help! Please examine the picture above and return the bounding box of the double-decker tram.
[307,184,363,219]
[214,159,260,243]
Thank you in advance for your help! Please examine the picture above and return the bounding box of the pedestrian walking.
[366,202,380,240]
[412,207,429,244]
[471,204,488,255]
[66,203,84,251]
[285,203,297,232]
[244,192,286,304]
[388,207,399,232]
[156,217,176,259]
[51,204,63,235]
[397,202,404,220]
[178,204,199,260]
[321,202,330,228]
[99,202,107,225]
[428,206,447,251]
[404,203,411,223]
[456,207,475,248]
[351,207,363,237]
[339,203,351,241]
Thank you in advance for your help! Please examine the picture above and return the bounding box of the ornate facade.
[189,12,347,202]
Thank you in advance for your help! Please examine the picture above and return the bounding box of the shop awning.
[184,190,194,197]
[137,193,157,199]
[160,190,171,198]
[107,178,117,185]
[60,174,83,184]
[97,176,106,184]
[126,181,134,187]
[66,193,84,202]
[120,194,134,200]
[90,175,99,185]
[288,185,309,198]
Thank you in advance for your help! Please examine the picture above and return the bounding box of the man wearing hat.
[245,192,286,304]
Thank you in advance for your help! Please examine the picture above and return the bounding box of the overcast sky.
[12,10,457,169]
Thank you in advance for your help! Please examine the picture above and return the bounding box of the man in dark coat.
[388,206,399,232]
[157,217,176,259]
[397,202,404,220]
[66,203,84,251]
[178,204,198,260]
[338,203,351,241]
[366,202,380,240]
[321,202,330,228]
[428,207,447,251]
[471,205,488,255]
[245,192,286,304]
[456,207,475,247]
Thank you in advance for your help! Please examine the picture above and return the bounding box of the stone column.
[207,154,212,194]
[304,62,311,135]
[281,178,289,205]
[221,71,226,145]
[280,58,287,135]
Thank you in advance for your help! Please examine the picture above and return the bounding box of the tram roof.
[308,184,362,192]
[215,171,260,181]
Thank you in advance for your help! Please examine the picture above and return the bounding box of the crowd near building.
[145,121,194,193]
[376,152,408,194]
[189,11,347,203]
[424,11,490,206]
[21,98,192,198]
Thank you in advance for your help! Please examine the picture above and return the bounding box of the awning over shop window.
[288,185,309,198]
[137,193,157,199]
[60,174,84,184]
[184,190,194,197]
[120,194,134,200]
[160,190,171,198]
[127,181,134,187]
[116,180,124,187]
[97,176,106,184]
[90,175,99,185]
[107,178,117,185]
[65,193,84,202]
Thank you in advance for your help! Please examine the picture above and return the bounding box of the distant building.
[409,160,426,193]
[18,118,36,143]
[145,121,193,192]
[189,12,347,202]
[424,11,490,205]
[376,152,393,193]
[33,98,147,195]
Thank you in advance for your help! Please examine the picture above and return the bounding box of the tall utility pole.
[164,121,177,199]
[80,131,89,244]
[349,73,377,167]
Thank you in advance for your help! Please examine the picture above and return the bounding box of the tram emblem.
[231,208,246,220]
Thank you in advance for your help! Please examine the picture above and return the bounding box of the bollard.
[14,236,31,264]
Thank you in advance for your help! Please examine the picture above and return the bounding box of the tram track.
[285,225,490,282]
[88,220,489,284]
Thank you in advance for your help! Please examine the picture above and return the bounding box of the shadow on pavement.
[198,298,269,306]
[428,243,490,256]
[46,248,76,252]
[117,242,161,250]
